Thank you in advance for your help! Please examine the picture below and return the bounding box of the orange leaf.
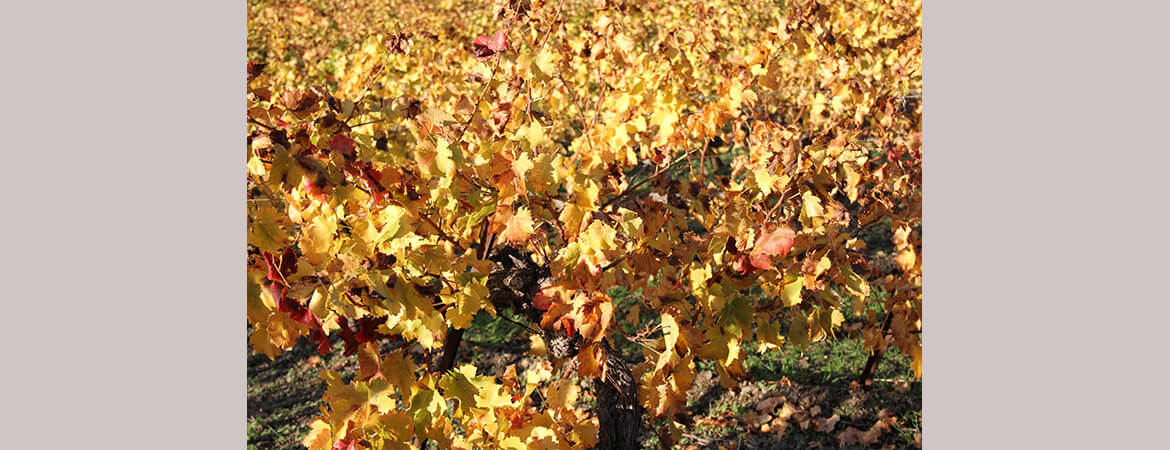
[500,207,535,243]
[356,342,383,381]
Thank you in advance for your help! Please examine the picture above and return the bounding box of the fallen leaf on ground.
[755,396,785,414]
[837,415,894,447]
[815,414,841,433]
[776,402,798,420]
[300,355,323,367]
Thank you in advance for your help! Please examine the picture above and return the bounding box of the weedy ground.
[248,294,921,449]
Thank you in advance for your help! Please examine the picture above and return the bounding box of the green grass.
[743,337,915,386]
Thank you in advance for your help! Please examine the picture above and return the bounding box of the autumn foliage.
[247,0,921,448]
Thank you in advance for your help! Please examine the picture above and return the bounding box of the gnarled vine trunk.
[445,245,646,450]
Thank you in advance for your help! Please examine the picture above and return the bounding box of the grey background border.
[2,0,1168,448]
[2,1,245,448]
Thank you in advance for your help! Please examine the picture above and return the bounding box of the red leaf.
[337,317,359,352]
[302,176,328,202]
[559,317,575,337]
[270,284,297,313]
[309,325,331,355]
[330,133,355,156]
[263,252,281,284]
[337,316,391,356]
[279,247,297,277]
[749,252,773,270]
[247,61,266,82]
[472,30,508,58]
[750,226,796,269]
[532,289,554,311]
[263,248,298,285]
[732,254,756,273]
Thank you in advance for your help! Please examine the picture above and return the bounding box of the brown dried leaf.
[776,402,798,420]
[755,396,785,414]
[815,414,840,433]
[281,89,320,113]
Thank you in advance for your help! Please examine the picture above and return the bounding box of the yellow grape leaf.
[308,288,330,322]
[356,377,398,414]
[302,420,332,450]
[501,207,536,244]
[804,254,833,287]
[423,107,457,126]
[689,264,712,296]
[249,204,290,253]
[376,350,416,404]
[801,190,824,218]
[754,168,780,197]
[472,375,511,412]
[375,204,408,245]
[545,378,579,410]
[435,138,456,179]
[500,437,527,450]
[896,247,917,272]
[841,164,862,202]
[780,274,804,307]
[558,203,586,237]
[616,207,643,241]
[527,426,561,449]
[454,94,477,118]
[759,60,784,90]
[656,313,680,372]
[464,198,497,232]
[576,295,614,344]
[513,150,535,178]
[893,223,912,247]
[529,334,547,356]
[246,277,273,324]
[527,153,558,192]
[534,48,559,77]
[379,412,415,445]
[788,310,811,350]
[839,263,871,299]
[756,320,786,351]
[248,321,282,359]
[514,122,551,150]
[446,273,489,329]
[300,214,338,266]
[402,315,444,350]
[810,92,828,118]
[575,179,601,209]
[438,365,483,417]
[247,154,267,178]
[579,220,618,273]
[671,353,696,393]
[320,370,369,420]
[407,388,446,432]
